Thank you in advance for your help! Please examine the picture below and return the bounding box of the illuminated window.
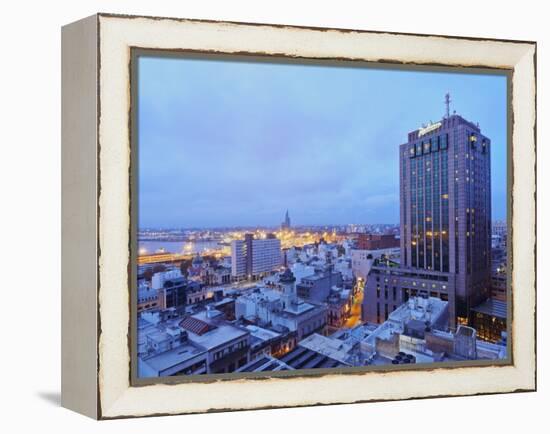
[423,142,431,153]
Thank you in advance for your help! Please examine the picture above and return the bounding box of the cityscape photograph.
[135,55,508,378]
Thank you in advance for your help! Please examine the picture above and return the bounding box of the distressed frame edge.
[95,11,537,46]
[61,13,100,419]
[91,14,536,419]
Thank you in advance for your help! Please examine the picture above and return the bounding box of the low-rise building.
[327,288,352,329]
[334,256,353,280]
[139,337,208,377]
[185,280,209,305]
[180,308,251,374]
[290,262,315,284]
[137,312,208,377]
[201,264,232,286]
[363,264,455,327]
[245,324,283,360]
[470,298,507,343]
[138,306,252,376]
[211,296,236,321]
[296,270,342,303]
[357,296,505,365]
[137,280,159,312]
[356,233,400,250]
[235,269,328,341]
[351,247,400,280]
[153,269,188,310]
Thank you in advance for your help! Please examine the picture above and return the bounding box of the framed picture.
[61,13,536,419]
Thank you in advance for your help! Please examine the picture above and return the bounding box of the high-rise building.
[281,210,291,230]
[231,233,282,278]
[363,108,492,328]
[401,113,492,320]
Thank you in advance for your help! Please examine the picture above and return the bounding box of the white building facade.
[231,234,282,278]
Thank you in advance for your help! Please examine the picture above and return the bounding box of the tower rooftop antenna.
[444,92,452,118]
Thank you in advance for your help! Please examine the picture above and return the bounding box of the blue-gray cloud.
[138,56,507,228]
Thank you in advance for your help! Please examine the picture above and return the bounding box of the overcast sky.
[138,55,507,229]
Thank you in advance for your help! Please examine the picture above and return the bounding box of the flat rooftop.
[236,356,294,372]
[280,345,348,369]
[141,342,207,373]
[362,320,401,347]
[185,310,249,350]
[245,324,282,342]
[238,288,282,303]
[283,300,315,315]
[298,333,354,364]
[471,298,507,319]
[389,296,448,325]
[370,264,451,282]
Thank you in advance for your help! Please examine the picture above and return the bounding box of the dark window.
[432,136,440,152]
[440,133,448,150]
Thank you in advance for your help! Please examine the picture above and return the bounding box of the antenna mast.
[444,92,451,118]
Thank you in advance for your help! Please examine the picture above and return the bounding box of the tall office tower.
[231,233,282,278]
[363,103,492,328]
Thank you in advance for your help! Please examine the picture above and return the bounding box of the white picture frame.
[61,13,536,419]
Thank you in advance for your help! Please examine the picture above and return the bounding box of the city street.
[344,282,364,328]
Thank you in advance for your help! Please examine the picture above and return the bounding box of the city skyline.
[138,212,401,231]
[138,55,507,229]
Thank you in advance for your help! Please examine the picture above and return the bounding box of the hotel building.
[364,111,492,328]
